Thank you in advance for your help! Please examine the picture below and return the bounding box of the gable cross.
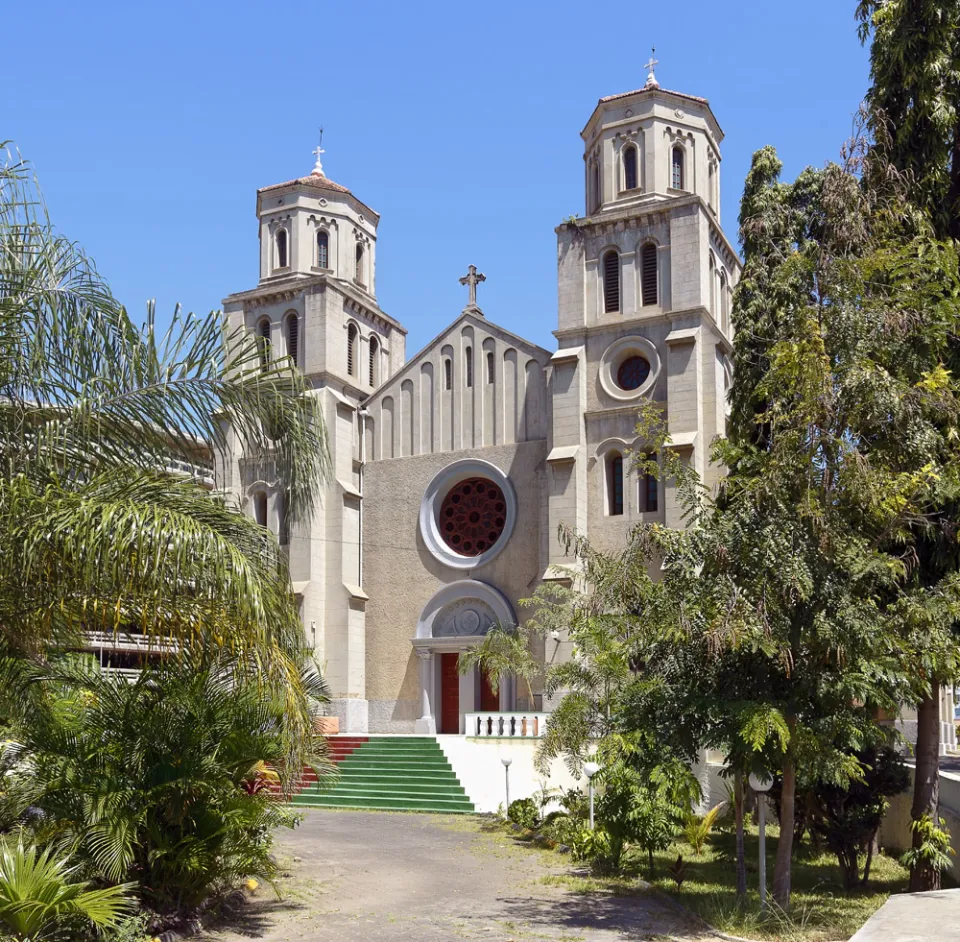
[459,264,486,313]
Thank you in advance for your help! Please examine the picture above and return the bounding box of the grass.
[503,819,909,942]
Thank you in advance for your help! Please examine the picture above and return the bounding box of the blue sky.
[8,1,869,354]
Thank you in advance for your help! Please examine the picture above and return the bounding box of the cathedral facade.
[218,72,740,735]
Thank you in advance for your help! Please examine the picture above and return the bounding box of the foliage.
[684,803,726,856]
[507,798,541,831]
[0,652,333,918]
[899,815,955,877]
[0,837,133,940]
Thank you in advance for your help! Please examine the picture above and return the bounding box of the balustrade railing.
[465,712,549,738]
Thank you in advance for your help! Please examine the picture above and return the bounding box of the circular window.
[616,355,650,391]
[439,478,507,556]
[420,459,518,570]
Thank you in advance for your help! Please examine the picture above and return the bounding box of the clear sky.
[7,0,870,355]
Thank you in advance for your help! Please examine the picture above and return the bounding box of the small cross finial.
[311,126,326,176]
[458,264,486,313]
[644,47,659,89]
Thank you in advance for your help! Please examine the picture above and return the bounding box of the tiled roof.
[259,172,352,195]
[598,86,709,106]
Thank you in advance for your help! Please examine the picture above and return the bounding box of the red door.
[440,653,461,733]
[480,669,499,712]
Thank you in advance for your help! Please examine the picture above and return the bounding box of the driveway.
[201,809,709,941]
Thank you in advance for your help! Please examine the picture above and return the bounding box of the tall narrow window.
[592,163,601,212]
[642,454,659,512]
[608,454,624,516]
[719,270,729,333]
[369,335,379,386]
[253,492,268,529]
[708,162,716,211]
[623,145,638,191]
[671,147,685,190]
[603,250,620,313]
[317,230,329,268]
[465,346,473,387]
[709,254,717,315]
[285,314,299,367]
[275,228,288,268]
[278,491,290,545]
[347,323,358,377]
[355,244,365,283]
[641,243,658,306]
[486,351,495,384]
[257,318,271,369]
[444,357,452,390]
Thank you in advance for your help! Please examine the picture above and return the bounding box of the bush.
[684,803,726,855]
[541,811,579,846]
[507,798,541,830]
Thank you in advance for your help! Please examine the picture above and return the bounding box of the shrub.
[541,811,579,846]
[684,802,726,855]
[507,798,541,830]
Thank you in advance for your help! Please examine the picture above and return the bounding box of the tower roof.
[581,85,723,140]
[258,171,352,195]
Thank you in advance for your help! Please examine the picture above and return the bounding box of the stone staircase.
[291,736,475,814]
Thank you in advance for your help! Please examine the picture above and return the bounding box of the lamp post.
[501,757,512,812]
[749,772,773,908]
[584,761,600,830]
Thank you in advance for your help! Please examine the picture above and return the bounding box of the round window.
[616,355,651,391]
[439,477,507,557]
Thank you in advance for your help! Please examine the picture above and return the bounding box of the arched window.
[465,346,473,387]
[602,250,620,314]
[347,323,358,377]
[708,162,716,211]
[719,270,729,333]
[486,351,495,384]
[355,244,365,283]
[641,243,658,306]
[623,145,638,191]
[671,147,685,190]
[592,162,601,212]
[317,230,329,268]
[253,492,268,529]
[607,453,624,516]
[642,453,659,512]
[444,357,452,390]
[275,228,288,269]
[709,253,717,315]
[285,313,299,367]
[369,335,379,386]
[257,318,271,369]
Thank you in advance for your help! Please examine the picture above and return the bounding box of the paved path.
[849,887,960,942]
[200,809,709,941]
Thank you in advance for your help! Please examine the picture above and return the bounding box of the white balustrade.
[465,712,549,739]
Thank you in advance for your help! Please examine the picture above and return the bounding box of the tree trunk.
[773,741,796,910]
[861,832,876,887]
[909,684,942,892]
[648,847,655,881]
[734,771,747,902]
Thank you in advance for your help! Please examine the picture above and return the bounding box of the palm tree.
[0,145,328,729]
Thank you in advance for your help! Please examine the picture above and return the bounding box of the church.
[217,65,740,738]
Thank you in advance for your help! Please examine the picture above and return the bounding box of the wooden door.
[480,669,499,712]
[440,653,461,733]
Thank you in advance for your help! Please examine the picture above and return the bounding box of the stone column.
[414,649,436,734]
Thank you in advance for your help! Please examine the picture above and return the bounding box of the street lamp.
[584,761,600,830]
[749,771,774,908]
[501,757,512,811]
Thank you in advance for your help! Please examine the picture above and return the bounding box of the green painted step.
[290,736,474,814]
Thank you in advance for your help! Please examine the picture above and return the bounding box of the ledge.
[550,345,584,364]
[291,581,310,596]
[665,327,700,346]
[546,445,579,464]
[666,431,698,451]
[338,478,362,499]
[343,582,369,601]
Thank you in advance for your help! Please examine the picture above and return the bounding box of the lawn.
[511,821,909,942]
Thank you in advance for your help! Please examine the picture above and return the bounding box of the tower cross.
[644,47,659,88]
[312,126,326,176]
[459,264,486,312]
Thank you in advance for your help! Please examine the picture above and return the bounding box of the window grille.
[369,336,379,386]
[603,250,620,313]
[317,230,328,268]
[257,318,271,369]
[623,146,638,190]
[643,454,659,512]
[286,315,298,367]
[347,324,358,376]
[276,229,287,268]
[641,244,658,306]
[608,454,624,516]
[672,147,684,190]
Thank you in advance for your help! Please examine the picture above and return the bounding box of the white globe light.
[748,772,773,793]
[583,762,600,779]
[501,757,512,768]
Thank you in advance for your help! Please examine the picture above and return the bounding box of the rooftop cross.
[459,264,486,313]
[644,47,659,89]
[312,127,326,176]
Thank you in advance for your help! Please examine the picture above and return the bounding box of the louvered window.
[643,454,658,512]
[286,315,298,367]
[369,336,379,386]
[257,318,271,369]
[603,250,620,313]
[317,230,329,268]
[608,454,624,516]
[641,243,658,306]
[355,244,365,283]
[672,147,684,190]
[465,346,473,387]
[623,146,638,190]
[276,229,288,268]
[486,351,495,384]
[347,324,358,377]
[444,358,452,390]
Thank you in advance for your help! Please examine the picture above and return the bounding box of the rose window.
[439,477,507,556]
[617,355,651,391]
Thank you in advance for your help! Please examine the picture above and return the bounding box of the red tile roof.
[259,172,352,195]
[599,86,709,105]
